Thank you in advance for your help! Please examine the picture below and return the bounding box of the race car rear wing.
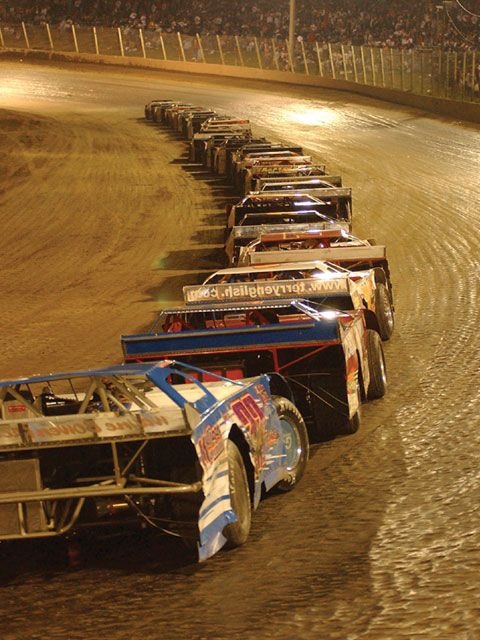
[258,175,343,191]
[247,155,312,167]
[247,164,326,178]
[183,276,352,305]
[231,220,347,240]
[0,362,244,451]
[229,187,353,228]
[249,244,387,265]
[122,305,346,363]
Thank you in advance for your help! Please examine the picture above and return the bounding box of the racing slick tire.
[375,282,394,340]
[272,396,309,491]
[223,440,252,547]
[366,329,388,400]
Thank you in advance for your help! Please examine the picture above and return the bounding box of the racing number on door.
[231,393,265,438]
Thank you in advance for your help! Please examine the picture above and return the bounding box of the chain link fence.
[1,22,478,104]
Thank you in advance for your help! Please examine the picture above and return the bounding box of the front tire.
[272,396,309,491]
[223,440,251,547]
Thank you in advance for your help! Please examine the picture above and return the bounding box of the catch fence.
[1,22,479,104]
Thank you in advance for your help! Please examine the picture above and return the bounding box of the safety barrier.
[1,22,479,116]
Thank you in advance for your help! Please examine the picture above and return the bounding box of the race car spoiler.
[249,244,387,265]
[248,155,312,167]
[183,276,352,305]
[247,164,326,177]
[122,305,350,363]
[249,186,352,200]
[259,175,343,189]
[0,362,243,450]
[194,126,252,140]
[232,220,348,240]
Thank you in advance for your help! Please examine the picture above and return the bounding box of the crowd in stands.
[1,0,480,51]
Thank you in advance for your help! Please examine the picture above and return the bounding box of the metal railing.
[1,22,479,104]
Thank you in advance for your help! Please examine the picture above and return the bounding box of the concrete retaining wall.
[3,47,480,124]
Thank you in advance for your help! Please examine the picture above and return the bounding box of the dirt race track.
[1,58,480,640]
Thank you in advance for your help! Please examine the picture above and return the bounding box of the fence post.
[315,42,324,76]
[400,49,405,90]
[72,24,79,53]
[117,27,124,56]
[445,51,450,98]
[92,26,99,54]
[194,34,205,62]
[328,43,336,79]
[453,51,458,98]
[159,34,167,60]
[437,47,442,96]
[272,38,280,70]
[379,47,385,86]
[419,50,423,94]
[301,40,309,75]
[45,23,53,50]
[286,39,294,72]
[254,37,263,69]
[177,32,185,61]
[139,28,146,58]
[351,45,358,82]
[410,49,416,96]
[360,46,367,83]
[461,51,467,100]
[390,47,395,88]
[472,51,476,102]
[235,35,244,66]
[370,47,376,85]
[21,22,30,49]
[341,44,348,80]
[216,35,225,65]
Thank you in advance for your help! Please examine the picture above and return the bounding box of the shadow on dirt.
[155,247,224,271]
[0,530,198,583]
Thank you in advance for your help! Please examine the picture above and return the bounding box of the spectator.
[0,0,479,51]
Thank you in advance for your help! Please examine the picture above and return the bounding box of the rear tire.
[223,440,251,547]
[366,329,387,399]
[375,282,394,340]
[272,396,309,491]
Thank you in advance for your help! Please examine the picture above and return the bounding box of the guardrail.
[1,22,479,105]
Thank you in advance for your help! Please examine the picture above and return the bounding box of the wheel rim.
[279,417,302,471]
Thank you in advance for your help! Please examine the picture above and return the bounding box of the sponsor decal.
[184,277,347,304]
[197,421,224,466]
[231,392,276,475]
[1,409,174,446]
[6,404,27,414]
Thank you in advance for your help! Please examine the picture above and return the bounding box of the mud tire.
[272,396,309,491]
[223,440,251,547]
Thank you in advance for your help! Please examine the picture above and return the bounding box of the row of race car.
[0,99,394,564]
[137,99,394,420]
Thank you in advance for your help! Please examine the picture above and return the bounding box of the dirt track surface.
[1,59,480,639]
